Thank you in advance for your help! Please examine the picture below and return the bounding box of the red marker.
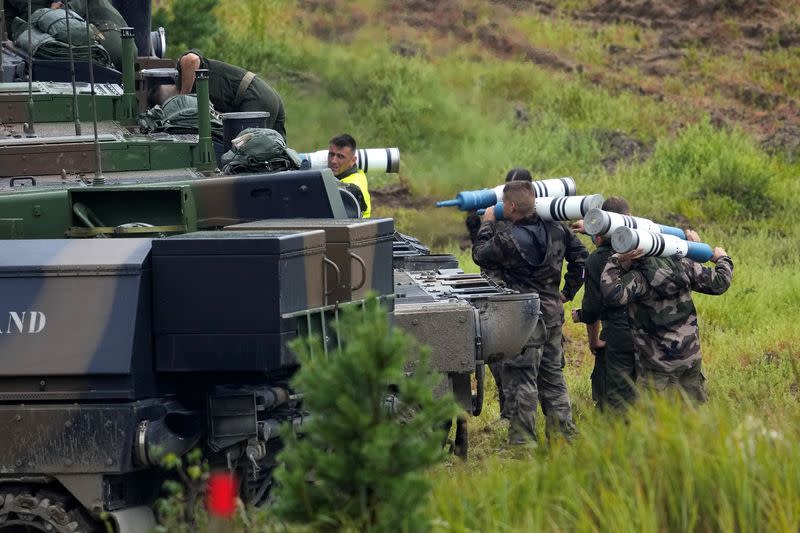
[206,471,237,532]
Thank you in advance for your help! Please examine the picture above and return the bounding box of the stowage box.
[0,239,153,400]
[225,218,394,304]
[151,230,326,372]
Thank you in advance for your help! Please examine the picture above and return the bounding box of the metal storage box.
[225,218,394,304]
[150,230,326,372]
[0,239,153,399]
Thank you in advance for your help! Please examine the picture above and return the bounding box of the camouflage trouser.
[537,323,576,440]
[488,362,506,418]
[591,345,636,412]
[502,322,575,444]
[636,359,707,404]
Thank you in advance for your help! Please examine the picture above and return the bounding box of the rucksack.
[138,94,223,139]
[221,128,302,174]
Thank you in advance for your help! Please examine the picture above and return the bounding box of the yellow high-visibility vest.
[340,168,371,218]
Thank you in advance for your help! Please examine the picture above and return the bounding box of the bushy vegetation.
[156,0,800,530]
[272,297,457,531]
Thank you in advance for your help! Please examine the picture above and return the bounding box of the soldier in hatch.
[175,49,286,140]
[327,133,371,218]
[599,230,732,403]
[472,181,587,445]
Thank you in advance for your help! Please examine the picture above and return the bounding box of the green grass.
[430,397,800,532]
[158,1,800,530]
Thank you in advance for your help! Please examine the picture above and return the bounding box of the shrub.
[272,296,457,532]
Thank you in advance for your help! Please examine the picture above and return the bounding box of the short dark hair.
[329,133,357,151]
[502,180,535,215]
[505,168,533,182]
[602,196,630,215]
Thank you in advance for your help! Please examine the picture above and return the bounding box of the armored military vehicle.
[0,8,540,532]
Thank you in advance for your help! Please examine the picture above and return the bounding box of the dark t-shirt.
[177,49,286,139]
[581,242,634,351]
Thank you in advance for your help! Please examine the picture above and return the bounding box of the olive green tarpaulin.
[11,8,110,65]
[138,94,224,139]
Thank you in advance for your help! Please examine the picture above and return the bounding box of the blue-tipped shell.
[685,241,714,262]
[658,224,687,240]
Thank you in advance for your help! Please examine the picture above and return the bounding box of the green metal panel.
[0,184,198,239]
[68,185,197,232]
[0,189,71,238]
[0,85,122,122]
[147,141,196,169]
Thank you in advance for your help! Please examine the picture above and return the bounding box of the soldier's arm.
[586,321,605,353]
[580,254,603,324]
[600,255,647,306]
[178,52,202,94]
[685,255,733,295]
[472,221,508,270]
[561,227,588,301]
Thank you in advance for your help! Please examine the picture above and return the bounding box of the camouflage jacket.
[466,213,504,283]
[472,215,587,327]
[600,254,734,372]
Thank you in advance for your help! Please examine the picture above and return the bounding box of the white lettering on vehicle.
[0,312,47,334]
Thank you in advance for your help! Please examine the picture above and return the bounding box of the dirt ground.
[376,0,800,163]
[578,0,800,146]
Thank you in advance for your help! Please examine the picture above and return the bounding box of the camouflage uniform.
[466,212,507,416]
[473,214,587,443]
[581,242,636,411]
[600,254,733,402]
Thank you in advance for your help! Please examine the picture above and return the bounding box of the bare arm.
[179,53,201,94]
[585,321,605,353]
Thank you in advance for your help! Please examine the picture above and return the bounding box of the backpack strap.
[233,71,257,108]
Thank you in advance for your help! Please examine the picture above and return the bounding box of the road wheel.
[0,485,98,533]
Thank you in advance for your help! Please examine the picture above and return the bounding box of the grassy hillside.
[156,0,800,530]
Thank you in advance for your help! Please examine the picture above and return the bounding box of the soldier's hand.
[712,247,728,262]
[685,229,700,242]
[571,308,582,323]
[570,220,586,234]
[560,292,568,303]
[482,205,496,222]
[589,339,606,354]
[50,1,63,8]
[616,248,645,270]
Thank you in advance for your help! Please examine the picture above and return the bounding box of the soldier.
[175,49,287,140]
[465,167,533,418]
[473,181,587,445]
[327,133,371,218]
[571,197,636,412]
[599,230,732,402]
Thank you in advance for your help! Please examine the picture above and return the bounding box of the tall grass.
[430,396,800,532]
